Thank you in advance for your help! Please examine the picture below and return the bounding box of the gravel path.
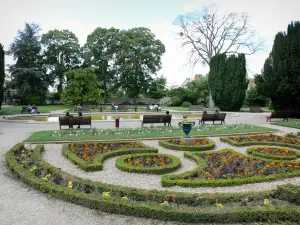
[42,138,300,194]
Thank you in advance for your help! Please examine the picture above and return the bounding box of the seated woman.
[31,104,37,113]
[75,104,82,111]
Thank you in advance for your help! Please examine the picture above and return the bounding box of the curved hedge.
[247,146,300,160]
[116,153,181,174]
[5,143,300,223]
[162,149,300,187]
[159,138,215,151]
[62,142,158,172]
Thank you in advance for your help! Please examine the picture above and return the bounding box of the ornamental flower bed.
[247,146,300,160]
[159,138,215,151]
[116,153,181,174]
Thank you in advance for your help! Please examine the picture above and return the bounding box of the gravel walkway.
[42,138,300,194]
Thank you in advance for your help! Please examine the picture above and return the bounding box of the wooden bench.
[74,106,90,111]
[198,113,226,124]
[249,106,263,113]
[189,105,204,111]
[59,116,92,129]
[266,112,289,122]
[141,115,172,127]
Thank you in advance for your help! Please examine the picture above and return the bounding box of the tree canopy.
[147,76,167,99]
[0,44,5,109]
[255,21,300,112]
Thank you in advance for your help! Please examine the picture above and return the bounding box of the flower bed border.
[62,142,158,172]
[158,138,215,151]
[220,136,300,150]
[116,153,181,174]
[6,143,300,223]
[247,146,300,160]
[161,149,300,187]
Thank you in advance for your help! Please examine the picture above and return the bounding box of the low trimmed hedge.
[162,149,300,187]
[287,133,300,139]
[5,143,300,223]
[220,137,300,150]
[247,147,300,160]
[159,138,215,151]
[116,153,181,174]
[62,142,158,172]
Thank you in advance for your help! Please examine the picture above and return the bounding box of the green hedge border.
[247,146,300,160]
[158,138,215,151]
[116,153,181,174]
[220,136,300,150]
[5,143,300,223]
[162,149,300,187]
[62,142,158,172]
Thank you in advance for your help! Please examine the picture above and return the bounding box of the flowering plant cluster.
[167,139,208,146]
[181,119,194,123]
[249,146,297,157]
[228,134,300,145]
[69,142,143,163]
[125,154,172,167]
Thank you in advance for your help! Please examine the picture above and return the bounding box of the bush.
[181,101,192,107]
[159,138,215,151]
[244,87,266,106]
[171,96,181,106]
[159,97,172,106]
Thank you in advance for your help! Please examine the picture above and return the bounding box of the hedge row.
[158,138,215,151]
[5,143,300,223]
[287,133,300,139]
[116,153,181,174]
[220,137,300,150]
[162,149,300,187]
[247,147,300,160]
[62,142,158,171]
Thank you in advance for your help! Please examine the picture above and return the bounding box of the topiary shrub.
[181,101,192,107]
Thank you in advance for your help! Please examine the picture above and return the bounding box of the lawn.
[25,124,276,142]
[0,105,72,115]
[271,120,300,129]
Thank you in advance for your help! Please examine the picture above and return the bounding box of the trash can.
[115,117,120,128]
[99,105,102,112]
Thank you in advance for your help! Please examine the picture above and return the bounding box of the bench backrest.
[142,115,160,123]
[189,105,204,110]
[216,113,226,120]
[202,113,226,120]
[59,116,74,125]
[271,112,290,118]
[159,115,172,123]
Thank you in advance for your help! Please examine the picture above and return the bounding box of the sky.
[0,0,300,88]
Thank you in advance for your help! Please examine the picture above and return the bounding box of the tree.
[208,53,248,111]
[8,23,48,105]
[61,68,100,105]
[147,76,167,99]
[186,75,210,105]
[255,21,300,112]
[115,27,165,99]
[244,87,267,106]
[0,44,5,110]
[83,27,121,102]
[159,97,172,106]
[41,29,81,95]
[174,4,263,66]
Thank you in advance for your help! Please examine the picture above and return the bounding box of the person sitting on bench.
[77,112,82,129]
[66,112,73,129]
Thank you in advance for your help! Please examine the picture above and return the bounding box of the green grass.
[25,125,276,142]
[7,116,48,121]
[0,105,72,115]
[271,120,300,129]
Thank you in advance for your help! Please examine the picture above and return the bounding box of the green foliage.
[147,76,167,99]
[41,29,81,94]
[159,97,172,106]
[46,92,60,101]
[208,53,248,111]
[186,76,210,105]
[159,138,215,151]
[8,23,48,105]
[181,101,192,107]
[244,87,267,106]
[0,44,4,110]
[255,21,300,112]
[60,68,100,105]
[171,96,181,106]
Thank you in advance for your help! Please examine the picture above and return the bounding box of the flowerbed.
[6,143,300,223]
[63,142,157,171]
[220,134,300,150]
[247,146,300,160]
[159,138,215,151]
[116,153,181,174]
[162,149,300,187]
[287,132,300,139]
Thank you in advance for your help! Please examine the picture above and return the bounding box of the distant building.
[194,74,202,80]
[248,78,256,89]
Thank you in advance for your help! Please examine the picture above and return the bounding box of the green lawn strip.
[0,105,72,115]
[161,149,300,188]
[62,143,157,172]
[271,120,300,129]
[25,126,276,142]
[115,153,181,174]
[7,116,48,121]
[158,138,215,151]
[247,147,300,161]
[6,143,300,223]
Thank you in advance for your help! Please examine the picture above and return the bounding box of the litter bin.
[99,105,102,112]
[115,117,120,128]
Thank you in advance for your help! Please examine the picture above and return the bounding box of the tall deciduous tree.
[41,29,81,94]
[61,68,100,105]
[8,23,48,105]
[255,21,300,112]
[0,44,5,110]
[147,76,167,99]
[115,27,165,99]
[208,53,248,111]
[186,75,210,105]
[83,27,120,101]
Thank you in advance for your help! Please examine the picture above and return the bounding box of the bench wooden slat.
[198,113,226,124]
[141,115,172,127]
[59,116,91,129]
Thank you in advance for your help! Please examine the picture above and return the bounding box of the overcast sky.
[0,0,299,87]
